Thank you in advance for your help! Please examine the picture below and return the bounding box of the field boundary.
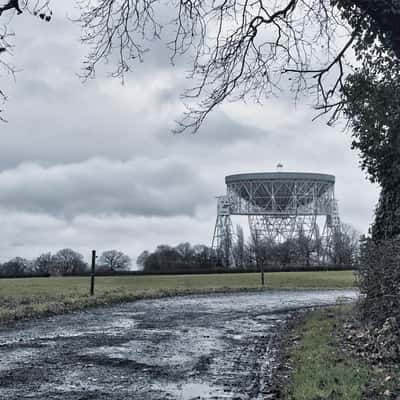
[0,266,356,279]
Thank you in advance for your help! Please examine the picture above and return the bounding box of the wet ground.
[0,290,357,400]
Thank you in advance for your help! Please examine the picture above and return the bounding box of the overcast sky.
[0,6,379,265]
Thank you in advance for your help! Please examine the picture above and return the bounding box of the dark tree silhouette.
[99,250,131,271]
[51,248,87,275]
[343,69,400,240]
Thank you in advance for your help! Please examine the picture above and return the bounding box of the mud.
[0,289,357,399]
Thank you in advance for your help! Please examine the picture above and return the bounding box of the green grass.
[284,306,399,400]
[0,271,355,322]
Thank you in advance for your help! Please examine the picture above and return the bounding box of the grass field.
[0,271,356,322]
[284,306,399,400]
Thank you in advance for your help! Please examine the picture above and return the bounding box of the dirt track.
[0,290,356,399]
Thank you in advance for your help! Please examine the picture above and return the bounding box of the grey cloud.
[158,111,271,147]
[0,158,211,218]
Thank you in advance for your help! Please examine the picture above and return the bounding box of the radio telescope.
[211,172,340,265]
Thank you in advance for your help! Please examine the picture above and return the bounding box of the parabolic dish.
[225,172,335,212]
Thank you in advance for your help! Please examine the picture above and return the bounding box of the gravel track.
[0,289,357,400]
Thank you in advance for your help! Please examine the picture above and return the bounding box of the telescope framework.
[211,173,340,266]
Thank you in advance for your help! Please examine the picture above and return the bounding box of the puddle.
[83,326,224,369]
[158,381,232,399]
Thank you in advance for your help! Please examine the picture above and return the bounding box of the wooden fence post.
[90,250,96,296]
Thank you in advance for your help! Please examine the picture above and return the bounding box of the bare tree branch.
[1,0,400,131]
[74,0,354,132]
[0,0,52,120]
[0,0,23,16]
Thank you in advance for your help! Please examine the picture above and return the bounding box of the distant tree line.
[0,249,131,277]
[246,223,359,272]
[137,222,360,273]
[137,243,215,273]
[0,221,359,277]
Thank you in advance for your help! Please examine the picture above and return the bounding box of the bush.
[358,236,400,332]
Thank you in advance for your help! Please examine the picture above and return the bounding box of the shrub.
[358,236,400,331]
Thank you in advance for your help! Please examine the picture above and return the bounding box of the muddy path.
[0,290,357,399]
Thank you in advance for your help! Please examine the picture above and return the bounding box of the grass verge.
[284,306,400,399]
[0,271,355,323]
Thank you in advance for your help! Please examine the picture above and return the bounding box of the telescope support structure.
[211,173,341,266]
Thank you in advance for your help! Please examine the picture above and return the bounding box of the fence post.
[90,250,96,296]
[261,261,265,287]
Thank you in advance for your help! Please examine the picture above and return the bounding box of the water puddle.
[158,381,232,399]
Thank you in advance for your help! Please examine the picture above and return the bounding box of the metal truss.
[211,196,235,266]
[212,174,340,266]
[248,215,318,242]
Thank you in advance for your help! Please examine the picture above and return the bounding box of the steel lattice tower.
[211,172,340,266]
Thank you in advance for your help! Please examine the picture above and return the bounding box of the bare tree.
[72,0,400,132]
[294,227,310,266]
[1,256,30,275]
[248,230,273,284]
[136,250,150,269]
[51,248,87,275]
[0,0,52,117]
[34,252,52,273]
[332,222,360,266]
[99,249,131,271]
[75,0,347,132]
[232,225,246,268]
[0,1,399,131]
[192,244,213,267]
[175,242,194,263]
